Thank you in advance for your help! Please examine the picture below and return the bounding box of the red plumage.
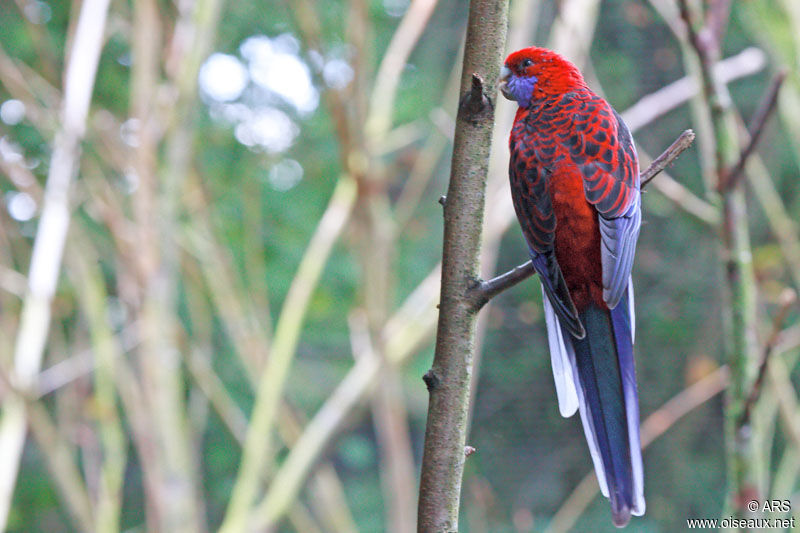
[502,48,638,314]
[549,159,603,310]
[500,47,645,526]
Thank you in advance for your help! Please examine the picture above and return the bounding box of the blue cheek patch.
[509,75,538,107]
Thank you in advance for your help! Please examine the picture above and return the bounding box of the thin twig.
[252,353,381,529]
[768,354,800,460]
[0,43,59,132]
[641,129,696,187]
[639,157,719,226]
[470,261,537,309]
[181,174,270,375]
[186,346,248,443]
[621,47,766,132]
[719,70,787,192]
[366,0,440,142]
[394,57,463,229]
[287,0,353,164]
[739,288,797,427]
[470,129,696,306]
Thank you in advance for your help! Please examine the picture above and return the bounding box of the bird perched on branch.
[499,47,644,527]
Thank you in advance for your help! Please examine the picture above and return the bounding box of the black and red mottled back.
[511,89,638,222]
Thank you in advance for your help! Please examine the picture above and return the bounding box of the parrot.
[498,47,645,527]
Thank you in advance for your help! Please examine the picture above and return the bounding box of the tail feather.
[542,287,579,417]
[613,284,644,517]
[542,280,644,527]
[573,301,634,526]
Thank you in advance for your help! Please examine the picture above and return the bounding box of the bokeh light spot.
[6,192,37,221]
[0,100,26,125]
[268,159,303,191]
[199,53,249,103]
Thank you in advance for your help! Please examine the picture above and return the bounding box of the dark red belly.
[549,166,605,311]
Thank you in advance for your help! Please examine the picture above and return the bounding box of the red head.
[499,47,586,107]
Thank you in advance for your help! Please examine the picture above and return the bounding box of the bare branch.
[366,0,440,142]
[641,129,696,187]
[641,161,719,226]
[0,0,111,527]
[719,70,787,192]
[416,1,508,529]
[469,261,536,309]
[739,288,797,427]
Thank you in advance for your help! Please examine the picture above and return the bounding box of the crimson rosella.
[499,47,644,526]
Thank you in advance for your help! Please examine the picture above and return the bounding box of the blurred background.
[0,0,798,531]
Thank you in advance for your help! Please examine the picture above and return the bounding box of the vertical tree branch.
[129,0,167,528]
[678,0,762,519]
[68,245,128,533]
[416,1,508,531]
[132,0,224,529]
[0,0,110,527]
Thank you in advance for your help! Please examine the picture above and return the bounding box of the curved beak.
[498,65,513,101]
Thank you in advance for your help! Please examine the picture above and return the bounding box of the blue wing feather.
[598,197,641,307]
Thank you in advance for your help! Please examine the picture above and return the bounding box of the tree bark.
[416,1,508,531]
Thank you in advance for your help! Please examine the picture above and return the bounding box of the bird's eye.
[522,59,533,68]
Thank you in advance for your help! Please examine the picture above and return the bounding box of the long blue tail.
[542,283,645,526]
[573,292,642,525]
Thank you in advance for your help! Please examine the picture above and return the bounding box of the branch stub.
[458,73,493,123]
[422,370,440,392]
